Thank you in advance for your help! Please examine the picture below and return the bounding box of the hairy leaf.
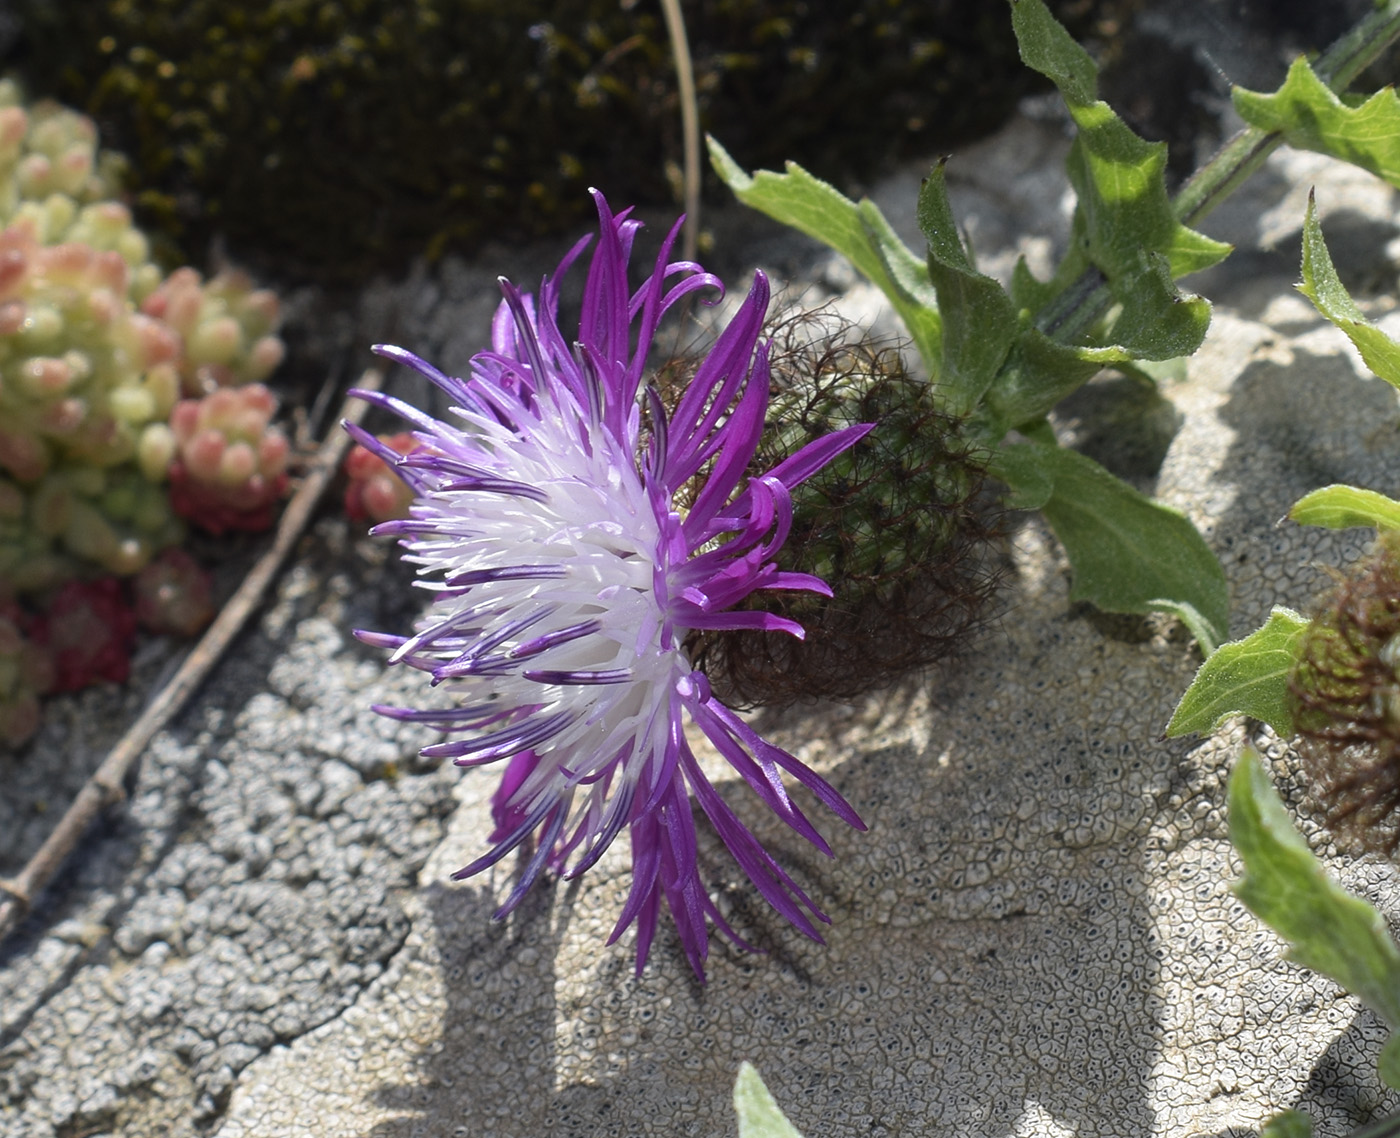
[1298,193,1400,389]
[917,162,1019,415]
[1382,1038,1400,1093]
[1236,56,1400,188]
[1011,0,1228,366]
[734,1063,806,1138]
[984,330,1133,432]
[1104,249,1214,360]
[707,137,941,374]
[1009,0,1098,104]
[993,440,1229,650]
[1231,749,1400,1029]
[1061,106,1233,282]
[1166,607,1309,738]
[1290,483,1400,531]
[1261,1111,1313,1138]
[1013,0,1231,281]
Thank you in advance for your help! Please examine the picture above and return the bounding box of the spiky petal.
[350,191,870,978]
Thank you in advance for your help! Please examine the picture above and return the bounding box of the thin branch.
[0,368,383,947]
[661,0,701,261]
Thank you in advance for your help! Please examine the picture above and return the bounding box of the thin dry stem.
[660,0,700,261]
[0,368,382,947]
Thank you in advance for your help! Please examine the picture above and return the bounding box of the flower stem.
[1176,0,1400,227]
[660,0,701,262]
[1043,0,1400,345]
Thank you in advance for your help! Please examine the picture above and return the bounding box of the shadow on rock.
[354,643,1189,1137]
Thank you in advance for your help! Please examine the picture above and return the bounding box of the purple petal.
[758,421,875,491]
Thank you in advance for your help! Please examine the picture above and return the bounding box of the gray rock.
[6,104,1400,1138]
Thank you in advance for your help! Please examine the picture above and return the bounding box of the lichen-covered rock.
[9,104,1400,1138]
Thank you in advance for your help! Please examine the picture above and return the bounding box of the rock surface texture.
[6,110,1400,1137]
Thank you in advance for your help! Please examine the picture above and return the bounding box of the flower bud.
[1292,532,1400,855]
[686,308,1003,706]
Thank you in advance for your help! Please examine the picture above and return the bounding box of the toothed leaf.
[708,137,942,374]
[734,1063,806,1138]
[1298,193,1400,389]
[1231,749,1400,1030]
[993,440,1228,651]
[1290,483,1400,531]
[916,162,1019,415]
[1261,1111,1313,1138]
[1236,55,1400,188]
[1166,607,1309,738]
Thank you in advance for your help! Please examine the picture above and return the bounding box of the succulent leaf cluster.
[0,80,289,590]
[342,432,418,525]
[0,82,286,747]
[0,599,52,747]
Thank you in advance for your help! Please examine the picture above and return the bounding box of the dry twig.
[660,0,700,261]
[0,369,383,946]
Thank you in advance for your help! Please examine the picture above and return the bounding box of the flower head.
[1291,532,1400,855]
[348,191,870,977]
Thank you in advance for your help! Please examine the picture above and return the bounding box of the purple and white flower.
[347,191,870,978]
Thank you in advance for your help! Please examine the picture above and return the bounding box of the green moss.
[14,0,1130,281]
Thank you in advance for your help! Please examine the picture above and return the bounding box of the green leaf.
[916,161,1020,415]
[1381,1036,1400,1092]
[985,329,1134,431]
[992,439,1229,650]
[1012,0,1231,284]
[1061,110,1233,282]
[1298,193,1400,389]
[1102,249,1214,360]
[1117,355,1189,386]
[1231,749,1400,1029]
[1010,0,1228,379]
[1235,55,1400,189]
[1009,0,1098,105]
[734,1063,806,1138]
[856,200,944,375]
[707,137,942,375]
[1290,483,1400,531]
[1165,606,1309,738]
[1261,1110,1313,1138]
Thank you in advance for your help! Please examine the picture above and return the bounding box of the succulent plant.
[132,547,213,637]
[30,576,137,693]
[0,81,291,745]
[0,600,53,747]
[159,383,290,535]
[138,266,284,393]
[0,79,288,589]
[342,432,418,524]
